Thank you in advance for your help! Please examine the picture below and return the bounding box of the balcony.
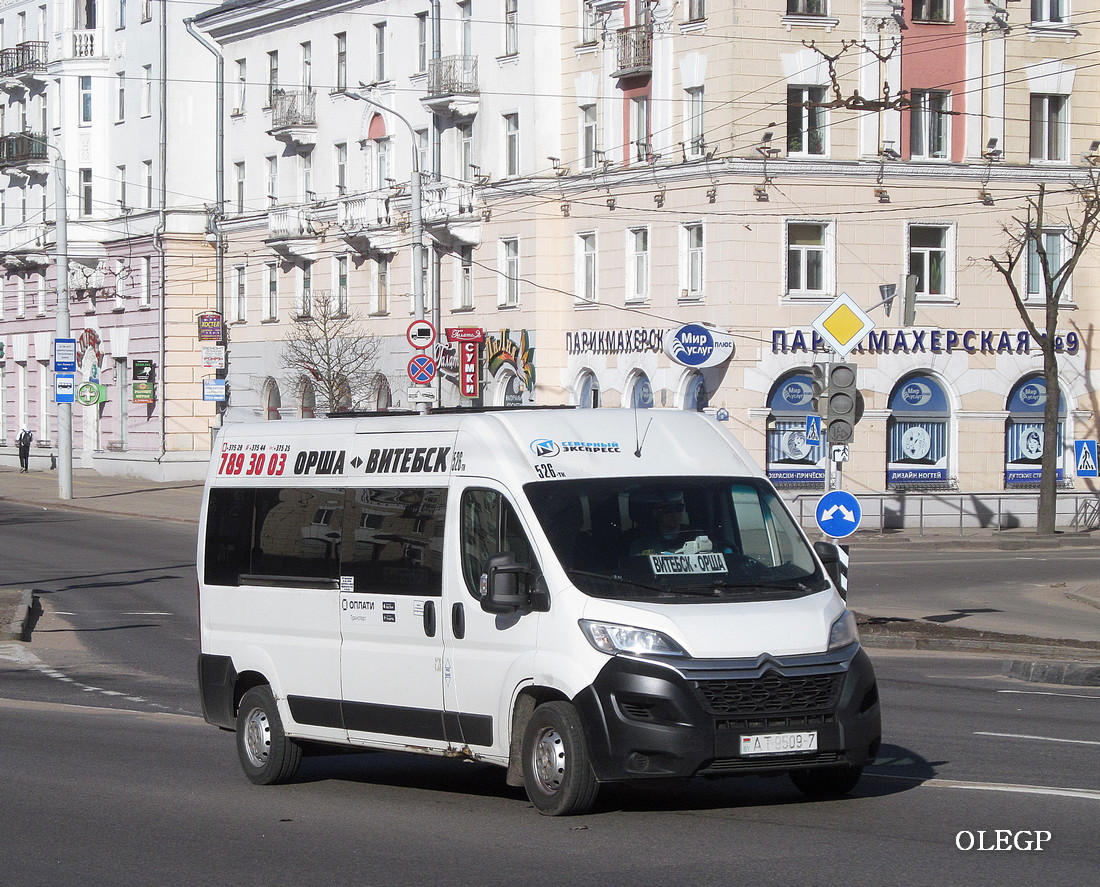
[57,28,104,60]
[267,89,317,145]
[422,55,479,117]
[612,25,652,79]
[0,132,50,176]
[422,182,480,247]
[0,41,48,88]
[0,222,51,270]
[265,206,318,259]
[336,193,402,253]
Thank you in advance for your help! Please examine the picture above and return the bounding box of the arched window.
[263,379,282,421]
[576,370,600,409]
[766,371,823,489]
[1005,374,1065,488]
[372,374,392,411]
[627,371,653,409]
[683,372,708,411]
[300,380,316,419]
[887,374,951,489]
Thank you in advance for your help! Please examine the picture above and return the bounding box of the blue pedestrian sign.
[805,414,822,447]
[815,490,862,539]
[1074,440,1098,478]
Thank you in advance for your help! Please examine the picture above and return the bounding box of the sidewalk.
[2,465,1099,683]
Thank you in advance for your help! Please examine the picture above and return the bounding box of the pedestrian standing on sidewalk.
[17,428,33,472]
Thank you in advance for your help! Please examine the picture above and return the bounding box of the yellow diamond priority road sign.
[811,292,875,357]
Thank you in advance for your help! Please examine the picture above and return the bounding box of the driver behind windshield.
[628,490,732,556]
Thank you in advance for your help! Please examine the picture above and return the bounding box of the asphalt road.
[1,502,1099,885]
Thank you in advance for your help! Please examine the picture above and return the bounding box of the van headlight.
[580,620,688,657]
[827,610,860,651]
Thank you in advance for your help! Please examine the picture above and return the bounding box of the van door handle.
[423,600,437,637]
[452,602,465,640]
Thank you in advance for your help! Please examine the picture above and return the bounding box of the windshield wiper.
[566,569,665,592]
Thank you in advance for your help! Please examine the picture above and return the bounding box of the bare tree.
[984,180,1100,535]
[280,289,384,415]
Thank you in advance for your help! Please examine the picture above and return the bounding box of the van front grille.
[693,671,842,716]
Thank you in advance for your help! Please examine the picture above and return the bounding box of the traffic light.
[810,363,829,416]
[826,362,858,444]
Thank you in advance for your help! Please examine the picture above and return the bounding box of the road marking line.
[869,773,1100,801]
[998,689,1100,700]
[122,612,173,616]
[975,730,1100,747]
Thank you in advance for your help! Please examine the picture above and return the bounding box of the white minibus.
[198,408,880,815]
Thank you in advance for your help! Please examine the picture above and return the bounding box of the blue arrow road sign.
[815,490,862,538]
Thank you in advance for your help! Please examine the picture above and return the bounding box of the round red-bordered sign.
[406,319,437,351]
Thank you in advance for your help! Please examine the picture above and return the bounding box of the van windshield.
[524,476,827,602]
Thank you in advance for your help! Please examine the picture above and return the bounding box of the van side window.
[342,488,447,595]
[461,488,536,598]
[204,488,255,586]
[249,488,345,584]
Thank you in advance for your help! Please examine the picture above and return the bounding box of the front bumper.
[572,643,881,782]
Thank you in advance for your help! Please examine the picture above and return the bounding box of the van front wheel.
[236,686,302,785]
[522,701,599,816]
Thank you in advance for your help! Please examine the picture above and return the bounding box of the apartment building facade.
[5,1,1098,506]
[0,0,217,479]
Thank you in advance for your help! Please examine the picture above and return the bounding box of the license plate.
[740,731,818,756]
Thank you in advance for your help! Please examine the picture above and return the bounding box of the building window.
[373,255,390,314]
[79,75,92,124]
[1026,229,1069,301]
[576,371,600,408]
[79,168,93,215]
[887,376,952,489]
[500,237,520,306]
[1030,94,1067,161]
[627,227,649,303]
[628,372,654,409]
[685,87,706,157]
[684,373,708,411]
[116,71,125,122]
[233,265,246,322]
[908,225,952,299]
[504,113,520,177]
[265,263,278,319]
[267,51,279,106]
[457,122,474,181]
[335,254,348,316]
[766,372,824,490]
[372,137,391,190]
[913,0,950,22]
[140,256,151,308]
[234,162,245,213]
[140,65,152,117]
[143,159,154,208]
[266,155,278,205]
[910,90,950,159]
[416,13,428,73]
[459,1,473,55]
[264,380,282,421]
[233,59,246,113]
[117,0,126,28]
[682,223,704,299]
[1005,375,1065,488]
[687,0,706,21]
[457,246,474,309]
[631,95,650,162]
[786,0,826,15]
[581,104,598,170]
[1031,1,1066,24]
[335,143,347,195]
[116,164,127,209]
[504,0,519,55]
[298,262,313,316]
[300,150,314,201]
[786,221,831,296]
[576,232,597,304]
[374,22,387,82]
[786,86,826,156]
[334,32,347,92]
[300,40,312,89]
[580,2,599,44]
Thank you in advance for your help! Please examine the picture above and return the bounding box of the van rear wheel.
[236,686,302,785]
[521,701,599,816]
[789,765,862,799]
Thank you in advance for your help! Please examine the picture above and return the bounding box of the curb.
[1,588,32,642]
[1003,659,1100,687]
[0,495,199,525]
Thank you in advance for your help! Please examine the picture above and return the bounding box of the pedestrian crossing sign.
[1074,440,1097,477]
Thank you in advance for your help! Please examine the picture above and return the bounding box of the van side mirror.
[480,551,530,614]
[813,540,849,600]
